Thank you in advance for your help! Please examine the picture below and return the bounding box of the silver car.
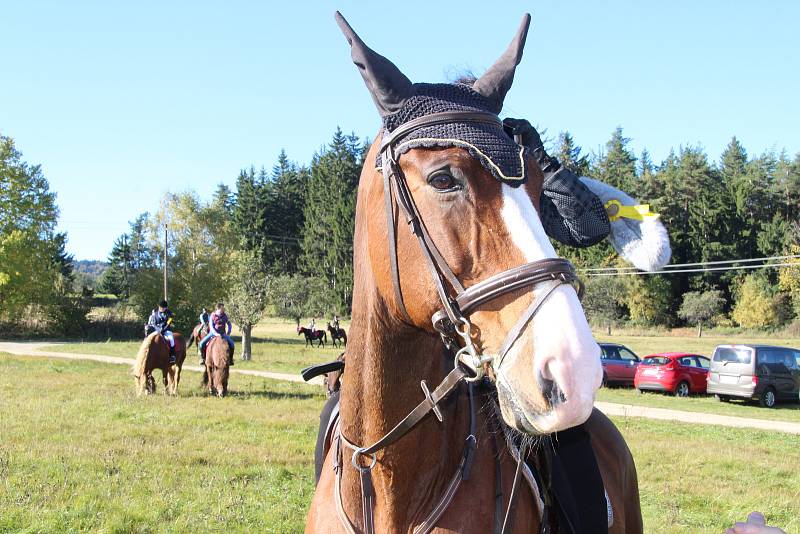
[706,344,800,408]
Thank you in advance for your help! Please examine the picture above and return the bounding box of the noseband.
[380,110,583,380]
[335,111,585,534]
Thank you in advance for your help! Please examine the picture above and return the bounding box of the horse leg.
[167,366,178,396]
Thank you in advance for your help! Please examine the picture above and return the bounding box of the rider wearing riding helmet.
[146,300,177,364]
[200,302,235,366]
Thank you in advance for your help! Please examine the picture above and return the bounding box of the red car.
[634,352,711,397]
[599,343,641,387]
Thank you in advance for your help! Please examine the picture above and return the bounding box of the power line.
[586,261,800,277]
[583,253,800,272]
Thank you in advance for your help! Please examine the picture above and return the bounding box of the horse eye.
[428,173,458,191]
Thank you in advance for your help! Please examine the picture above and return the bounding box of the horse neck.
[339,296,471,526]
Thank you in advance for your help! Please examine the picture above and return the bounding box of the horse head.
[338,12,603,434]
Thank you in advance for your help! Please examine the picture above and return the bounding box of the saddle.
[302,356,613,533]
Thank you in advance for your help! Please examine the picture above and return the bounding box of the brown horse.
[186,322,209,360]
[327,322,347,348]
[306,13,642,533]
[131,332,187,396]
[299,326,327,348]
[202,336,230,397]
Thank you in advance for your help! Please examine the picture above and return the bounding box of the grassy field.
[1,353,799,533]
[0,353,323,533]
[40,321,800,424]
[43,318,345,375]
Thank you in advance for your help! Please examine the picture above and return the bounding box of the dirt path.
[3,341,800,434]
[0,341,320,385]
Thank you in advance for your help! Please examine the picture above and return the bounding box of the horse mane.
[131,333,155,378]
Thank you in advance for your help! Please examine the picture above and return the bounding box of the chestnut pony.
[306,12,642,534]
[202,336,230,397]
[186,322,209,358]
[131,332,186,396]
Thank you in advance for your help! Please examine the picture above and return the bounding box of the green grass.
[615,416,799,533]
[1,352,798,533]
[596,386,800,423]
[41,322,800,425]
[0,353,324,533]
[43,317,346,375]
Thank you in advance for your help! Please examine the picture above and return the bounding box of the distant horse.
[186,323,209,360]
[202,336,230,397]
[326,322,347,348]
[131,332,186,396]
[298,326,327,347]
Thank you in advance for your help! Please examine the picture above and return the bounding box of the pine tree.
[265,150,308,274]
[554,131,590,176]
[300,128,362,312]
[594,127,638,193]
[99,235,132,297]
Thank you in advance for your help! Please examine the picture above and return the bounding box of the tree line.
[563,128,800,335]
[2,125,799,343]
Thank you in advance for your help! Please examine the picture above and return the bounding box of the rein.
[337,110,583,534]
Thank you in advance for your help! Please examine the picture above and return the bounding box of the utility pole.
[122,234,128,299]
[163,223,168,301]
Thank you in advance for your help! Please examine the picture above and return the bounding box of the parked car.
[634,352,710,397]
[599,343,640,387]
[706,344,800,408]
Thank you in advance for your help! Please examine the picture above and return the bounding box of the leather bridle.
[335,110,584,534]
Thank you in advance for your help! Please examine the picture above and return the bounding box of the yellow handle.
[605,199,658,222]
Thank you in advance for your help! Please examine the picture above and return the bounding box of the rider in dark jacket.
[146,300,177,364]
[199,307,210,330]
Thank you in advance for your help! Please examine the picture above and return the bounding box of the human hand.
[725,512,786,534]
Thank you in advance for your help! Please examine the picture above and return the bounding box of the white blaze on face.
[497,183,602,433]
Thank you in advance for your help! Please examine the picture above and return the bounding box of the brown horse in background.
[186,323,209,361]
[298,326,327,347]
[202,336,230,397]
[307,12,642,533]
[131,332,186,396]
[327,323,347,348]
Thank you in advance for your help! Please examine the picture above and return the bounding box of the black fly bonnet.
[376,83,528,185]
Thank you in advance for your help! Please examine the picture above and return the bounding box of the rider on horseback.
[308,317,317,334]
[331,315,340,330]
[199,307,210,330]
[146,300,177,364]
[200,302,235,366]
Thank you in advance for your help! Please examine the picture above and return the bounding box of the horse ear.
[335,11,413,118]
[472,14,531,114]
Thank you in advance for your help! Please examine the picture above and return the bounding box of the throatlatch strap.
[382,163,412,322]
[501,441,529,534]
[359,468,375,534]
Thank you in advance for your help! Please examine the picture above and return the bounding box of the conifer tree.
[300,128,363,312]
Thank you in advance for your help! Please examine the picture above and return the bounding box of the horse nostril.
[537,373,566,407]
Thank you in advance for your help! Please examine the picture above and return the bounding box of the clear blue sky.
[2,1,798,260]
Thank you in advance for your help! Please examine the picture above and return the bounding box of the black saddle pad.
[535,425,608,534]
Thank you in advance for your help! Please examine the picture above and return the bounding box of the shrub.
[732,275,779,329]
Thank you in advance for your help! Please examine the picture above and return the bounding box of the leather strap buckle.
[420,380,443,422]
